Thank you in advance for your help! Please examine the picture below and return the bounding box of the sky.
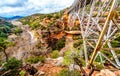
[0,0,74,17]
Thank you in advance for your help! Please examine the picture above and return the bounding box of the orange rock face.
[62,14,80,28]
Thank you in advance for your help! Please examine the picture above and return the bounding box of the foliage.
[0,21,13,34]
[0,39,14,49]
[19,70,26,76]
[6,41,15,47]
[0,20,14,61]
[0,37,7,49]
[0,38,14,60]
[95,54,106,62]
[77,57,86,66]
[114,34,120,41]
[0,19,14,49]
[4,57,22,70]
[63,55,72,66]
[51,50,60,58]
[49,37,65,50]
[62,48,74,66]
[62,47,86,67]
[93,62,104,70]
[73,35,82,40]
[73,39,83,48]
[47,14,53,19]
[111,34,120,47]
[3,57,22,76]
[111,41,120,47]
[56,69,81,76]
[0,32,7,38]
[54,13,63,19]
[0,60,3,66]
[101,34,120,58]
[19,11,64,30]
[13,27,22,35]
[55,38,65,50]
[26,56,45,63]
[29,20,41,29]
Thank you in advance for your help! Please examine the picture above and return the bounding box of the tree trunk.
[3,49,8,61]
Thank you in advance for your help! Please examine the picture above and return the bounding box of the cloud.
[0,0,74,17]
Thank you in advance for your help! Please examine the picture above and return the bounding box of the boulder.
[52,57,64,66]
[96,69,116,76]
[69,64,80,71]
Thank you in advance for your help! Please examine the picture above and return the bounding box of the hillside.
[16,10,120,76]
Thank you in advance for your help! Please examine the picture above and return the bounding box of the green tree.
[3,57,22,76]
[51,50,60,58]
[0,38,14,61]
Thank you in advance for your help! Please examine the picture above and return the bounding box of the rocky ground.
[28,57,120,76]
[6,21,38,61]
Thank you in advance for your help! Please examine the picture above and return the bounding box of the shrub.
[111,40,120,47]
[19,70,26,76]
[101,50,113,58]
[4,57,22,76]
[47,14,53,19]
[111,34,120,47]
[0,32,7,38]
[0,23,12,34]
[26,56,45,64]
[62,48,86,66]
[95,54,106,62]
[4,57,22,70]
[13,27,22,34]
[49,37,65,50]
[54,13,61,19]
[62,50,73,66]
[0,60,3,66]
[29,20,41,29]
[30,24,39,29]
[56,38,65,50]
[56,69,80,76]
[93,62,104,70]
[6,41,15,47]
[73,39,83,48]
[51,50,60,58]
